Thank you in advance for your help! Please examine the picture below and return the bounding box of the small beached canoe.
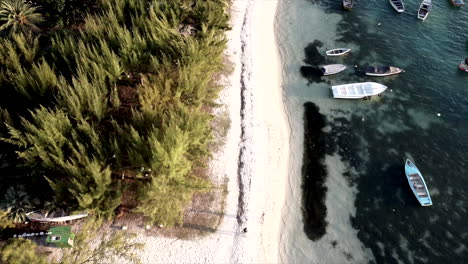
[326,48,351,56]
[418,0,432,21]
[27,211,89,222]
[390,0,405,13]
[450,0,464,6]
[331,82,387,99]
[321,64,347,76]
[458,58,468,72]
[365,66,404,76]
[405,159,432,206]
[343,0,353,10]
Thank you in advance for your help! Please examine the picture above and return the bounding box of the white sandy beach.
[125,0,290,262]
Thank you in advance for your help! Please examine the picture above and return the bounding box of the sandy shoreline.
[121,0,289,262]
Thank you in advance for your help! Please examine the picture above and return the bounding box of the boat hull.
[450,0,464,6]
[27,212,89,222]
[326,48,351,56]
[322,64,347,76]
[366,66,404,76]
[459,61,468,72]
[390,0,405,13]
[404,159,432,206]
[331,82,387,99]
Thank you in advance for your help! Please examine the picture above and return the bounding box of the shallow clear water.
[277,0,468,263]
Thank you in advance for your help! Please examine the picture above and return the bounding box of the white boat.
[390,0,405,13]
[458,59,468,72]
[321,64,347,76]
[450,0,464,7]
[418,0,432,21]
[365,66,404,77]
[26,211,89,222]
[405,159,432,206]
[343,0,353,10]
[326,48,351,56]
[331,82,388,99]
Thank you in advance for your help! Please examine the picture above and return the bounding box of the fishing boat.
[27,211,89,222]
[365,66,404,76]
[417,0,432,21]
[343,0,353,10]
[326,48,351,56]
[390,0,405,13]
[450,0,464,6]
[458,58,468,72]
[331,82,387,99]
[321,64,347,76]
[404,159,432,206]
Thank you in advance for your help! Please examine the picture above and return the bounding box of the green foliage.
[0,0,44,33]
[60,218,143,264]
[0,209,15,229]
[1,0,231,226]
[137,176,212,227]
[0,238,48,264]
[0,185,38,223]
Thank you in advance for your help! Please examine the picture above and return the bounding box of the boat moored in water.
[418,0,432,21]
[459,59,468,72]
[331,82,387,99]
[343,0,353,10]
[450,0,464,6]
[321,64,347,76]
[405,159,432,206]
[326,48,351,56]
[390,0,405,13]
[365,66,404,76]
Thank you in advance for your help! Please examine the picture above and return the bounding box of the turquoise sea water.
[277,0,467,263]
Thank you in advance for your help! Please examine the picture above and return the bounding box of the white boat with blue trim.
[405,159,432,206]
[331,82,387,99]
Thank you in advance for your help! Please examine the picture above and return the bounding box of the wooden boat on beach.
[326,48,351,56]
[390,0,405,13]
[405,159,432,206]
[450,0,464,6]
[418,0,432,21]
[458,58,468,72]
[27,211,89,222]
[321,64,347,76]
[365,66,404,76]
[343,0,353,10]
[331,82,387,99]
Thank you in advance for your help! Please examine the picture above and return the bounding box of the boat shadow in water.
[301,102,336,241]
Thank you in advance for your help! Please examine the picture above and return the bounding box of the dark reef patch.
[301,102,334,240]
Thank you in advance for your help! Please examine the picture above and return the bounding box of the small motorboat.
[459,58,468,72]
[321,64,347,76]
[418,0,432,21]
[405,159,432,206]
[365,66,404,77]
[326,48,351,56]
[343,0,353,10]
[331,82,387,99]
[450,0,464,6]
[390,0,405,13]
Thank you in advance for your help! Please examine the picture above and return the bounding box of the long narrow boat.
[418,0,432,21]
[27,211,89,222]
[326,48,351,56]
[331,82,387,99]
[459,58,468,72]
[321,64,347,76]
[390,0,405,13]
[343,0,353,10]
[365,66,404,76]
[405,159,432,206]
[450,0,464,6]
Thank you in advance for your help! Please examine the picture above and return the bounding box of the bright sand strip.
[114,0,289,262]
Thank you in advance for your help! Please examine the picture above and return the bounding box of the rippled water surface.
[277,0,468,263]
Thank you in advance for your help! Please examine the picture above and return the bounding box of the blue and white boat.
[404,159,432,206]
